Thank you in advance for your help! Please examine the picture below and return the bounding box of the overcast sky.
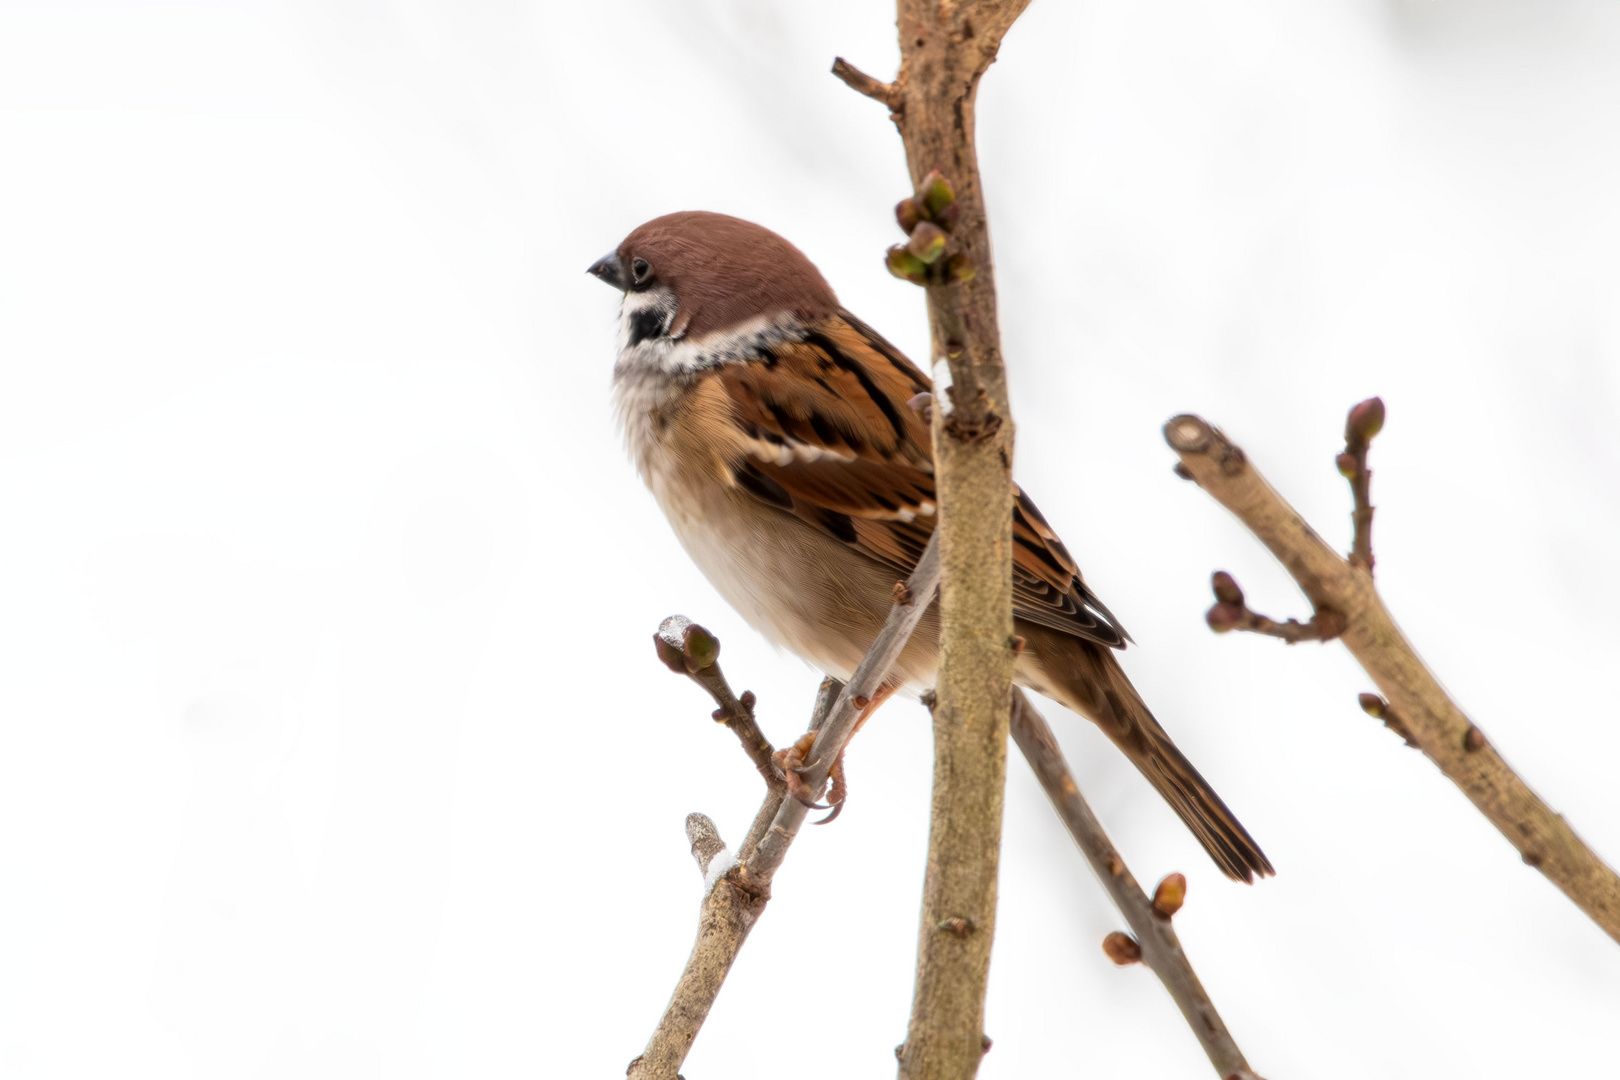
[2,1,1618,1077]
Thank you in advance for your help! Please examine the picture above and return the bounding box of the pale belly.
[651,472,941,691]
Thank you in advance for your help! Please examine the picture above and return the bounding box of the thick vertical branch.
[837,4,1031,1076]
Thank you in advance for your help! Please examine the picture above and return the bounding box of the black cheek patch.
[628,307,667,347]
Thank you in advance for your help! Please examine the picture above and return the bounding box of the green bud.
[895,197,923,233]
[886,245,928,285]
[907,221,947,264]
[945,252,976,283]
[919,169,955,217]
[681,623,720,672]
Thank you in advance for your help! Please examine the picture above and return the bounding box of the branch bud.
[895,197,923,234]
[1151,872,1187,918]
[654,615,693,673]
[1345,396,1386,444]
[907,221,948,264]
[1336,452,1358,478]
[1358,692,1386,719]
[680,623,720,672]
[919,168,955,217]
[1211,570,1245,606]
[1102,931,1142,966]
[944,252,976,283]
[1206,602,1246,633]
[886,245,928,285]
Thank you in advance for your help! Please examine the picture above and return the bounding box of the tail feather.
[1017,623,1274,883]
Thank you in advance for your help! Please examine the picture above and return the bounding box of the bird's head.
[588,212,837,366]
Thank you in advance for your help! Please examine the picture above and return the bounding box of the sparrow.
[589,211,1272,882]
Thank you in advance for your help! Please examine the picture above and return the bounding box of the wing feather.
[715,309,1128,649]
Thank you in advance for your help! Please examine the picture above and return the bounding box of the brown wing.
[714,308,1129,650]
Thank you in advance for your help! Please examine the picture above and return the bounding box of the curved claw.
[812,801,844,826]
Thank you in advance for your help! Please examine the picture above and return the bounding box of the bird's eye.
[631,258,652,284]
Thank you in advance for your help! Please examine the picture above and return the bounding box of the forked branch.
[1009,689,1263,1079]
[626,536,942,1080]
[1166,406,1620,943]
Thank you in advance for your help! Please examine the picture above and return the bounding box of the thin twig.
[1339,397,1382,574]
[626,537,942,1080]
[1008,689,1261,1079]
[831,57,900,111]
[654,616,782,793]
[1204,571,1346,644]
[739,536,940,888]
[1166,409,1620,943]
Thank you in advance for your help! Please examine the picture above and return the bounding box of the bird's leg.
[771,731,830,810]
[811,684,898,825]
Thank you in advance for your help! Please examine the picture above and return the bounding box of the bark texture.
[836,4,1032,1076]
[1166,413,1620,944]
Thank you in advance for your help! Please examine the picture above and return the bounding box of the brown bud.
[1464,725,1486,752]
[936,201,961,229]
[1336,452,1358,478]
[919,689,937,710]
[981,1034,993,1053]
[1102,931,1142,966]
[895,197,923,233]
[885,244,928,285]
[739,690,756,711]
[944,252,976,283]
[907,221,947,264]
[1211,571,1244,606]
[937,916,973,937]
[1172,462,1194,480]
[1008,635,1026,655]
[1206,602,1246,633]
[1358,692,1386,719]
[1345,396,1386,444]
[919,168,955,217]
[653,632,687,674]
[681,623,720,672]
[1152,872,1187,918]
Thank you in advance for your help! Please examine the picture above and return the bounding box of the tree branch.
[837,5,1032,1077]
[1166,408,1620,944]
[831,57,900,111]
[627,536,942,1080]
[1008,689,1263,1079]
[654,617,783,794]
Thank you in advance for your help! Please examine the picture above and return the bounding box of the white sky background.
[1,0,1618,1076]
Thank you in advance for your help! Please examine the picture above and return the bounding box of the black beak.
[587,251,625,291]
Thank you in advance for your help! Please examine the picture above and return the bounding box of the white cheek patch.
[614,309,809,379]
